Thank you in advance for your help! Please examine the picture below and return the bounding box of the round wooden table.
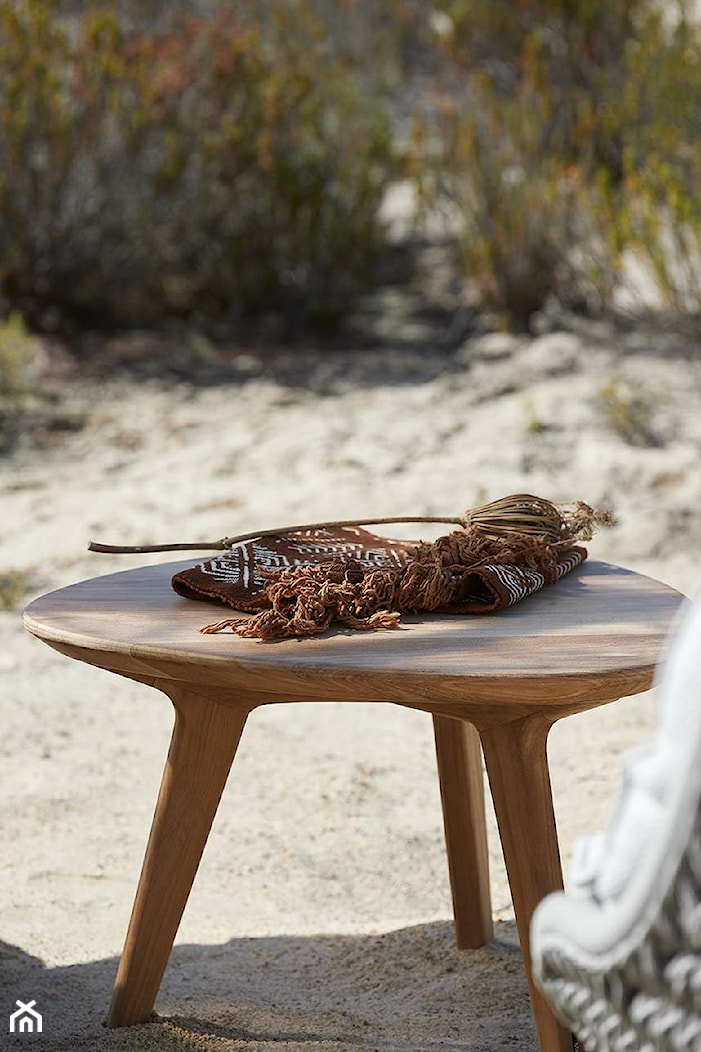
[23,558,683,1052]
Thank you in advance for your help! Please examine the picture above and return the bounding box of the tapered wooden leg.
[479,715,571,1052]
[108,687,251,1027]
[433,715,493,948]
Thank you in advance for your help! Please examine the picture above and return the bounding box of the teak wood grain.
[433,715,493,949]
[23,558,683,1052]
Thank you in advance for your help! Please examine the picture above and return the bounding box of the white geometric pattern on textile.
[197,528,409,592]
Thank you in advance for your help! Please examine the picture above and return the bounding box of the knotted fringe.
[201,528,568,641]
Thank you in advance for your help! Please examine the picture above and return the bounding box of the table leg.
[432,715,493,948]
[108,686,251,1027]
[479,715,571,1052]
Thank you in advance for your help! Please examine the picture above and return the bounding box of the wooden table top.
[23,558,684,718]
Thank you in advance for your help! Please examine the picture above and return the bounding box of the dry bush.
[427,0,701,327]
[0,2,394,329]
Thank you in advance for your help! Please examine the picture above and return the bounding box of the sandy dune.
[2,319,700,1049]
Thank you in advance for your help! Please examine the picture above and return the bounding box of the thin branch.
[87,495,606,555]
[87,516,464,555]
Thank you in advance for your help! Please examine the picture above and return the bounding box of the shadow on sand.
[1,920,537,1051]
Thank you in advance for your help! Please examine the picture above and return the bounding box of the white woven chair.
[531,591,701,1052]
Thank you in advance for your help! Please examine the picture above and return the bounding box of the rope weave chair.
[532,592,701,1052]
[539,823,701,1051]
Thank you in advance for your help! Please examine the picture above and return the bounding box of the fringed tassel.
[200,528,566,641]
[460,495,611,545]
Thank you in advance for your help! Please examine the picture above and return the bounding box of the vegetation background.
[1,0,700,340]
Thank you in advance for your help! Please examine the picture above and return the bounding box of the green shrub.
[427,0,701,326]
[433,94,577,328]
[612,11,701,313]
[0,312,40,399]
[598,374,659,446]
[0,2,394,328]
[0,311,49,453]
[436,0,656,171]
[0,568,29,611]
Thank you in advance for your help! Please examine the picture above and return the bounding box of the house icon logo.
[9,999,43,1034]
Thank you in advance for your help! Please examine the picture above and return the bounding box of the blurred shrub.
[599,374,660,446]
[0,2,394,328]
[0,311,47,452]
[0,568,29,611]
[432,94,574,328]
[0,312,41,399]
[425,0,701,327]
[436,0,651,172]
[612,10,701,313]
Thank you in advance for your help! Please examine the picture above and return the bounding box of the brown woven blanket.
[172,525,586,640]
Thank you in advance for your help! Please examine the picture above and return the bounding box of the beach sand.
[2,318,700,1050]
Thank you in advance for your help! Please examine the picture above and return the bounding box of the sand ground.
[2,317,700,1050]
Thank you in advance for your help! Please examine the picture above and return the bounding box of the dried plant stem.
[87,494,607,555]
[87,516,463,555]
